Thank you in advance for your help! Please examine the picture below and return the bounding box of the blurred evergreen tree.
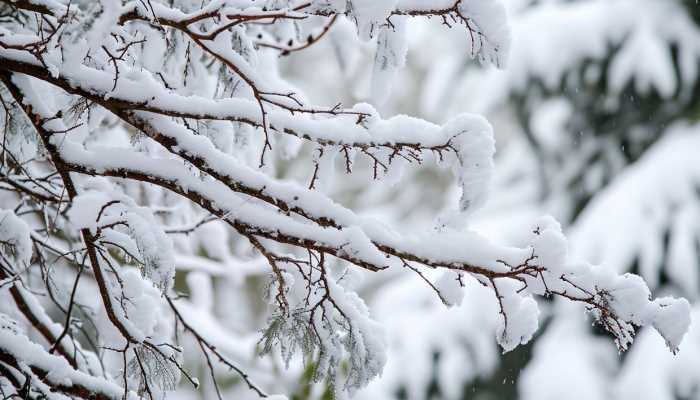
[454,1,700,398]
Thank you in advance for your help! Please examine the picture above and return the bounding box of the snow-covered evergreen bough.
[0,0,691,399]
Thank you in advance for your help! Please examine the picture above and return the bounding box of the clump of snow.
[0,323,123,398]
[67,182,175,293]
[261,262,387,395]
[371,18,407,105]
[434,271,465,306]
[0,209,32,268]
[349,0,399,40]
[120,269,163,337]
[510,215,691,354]
[126,209,175,293]
[443,114,495,215]
[650,297,691,354]
[67,191,113,231]
[458,0,511,67]
[495,281,540,353]
[529,215,568,275]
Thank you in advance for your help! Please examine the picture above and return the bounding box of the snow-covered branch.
[0,0,690,399]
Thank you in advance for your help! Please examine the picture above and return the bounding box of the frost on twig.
[259,254,386,394]
[127,344,181,399]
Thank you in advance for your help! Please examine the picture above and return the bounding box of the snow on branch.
[0,0,689,399]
